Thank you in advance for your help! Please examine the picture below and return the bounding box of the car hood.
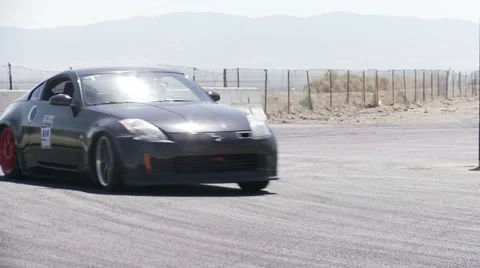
[89,101,252,133]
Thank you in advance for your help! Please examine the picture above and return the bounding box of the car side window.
[41,77,74,101]
[28,82,45,101]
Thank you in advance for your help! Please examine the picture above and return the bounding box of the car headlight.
[246,114,271,139]
[119,119,169,141]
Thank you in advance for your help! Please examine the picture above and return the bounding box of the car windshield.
[79,71,211,105]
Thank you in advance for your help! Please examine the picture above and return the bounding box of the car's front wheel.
[0,127,25,180]
[94,135,124,192]
[238,181,269,192]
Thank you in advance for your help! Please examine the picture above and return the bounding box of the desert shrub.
[303,70,428,95]
[298,93,314,110]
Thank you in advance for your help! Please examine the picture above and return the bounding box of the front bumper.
[113,131,278,186]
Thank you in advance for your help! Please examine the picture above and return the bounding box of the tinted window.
[29,82,45,101]
[51,81,68,94]
[41,77,72,101]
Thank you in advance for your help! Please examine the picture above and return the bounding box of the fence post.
[346,70,350,104]
[452,71,455,97]
[264,69,268,115]
[391,70,395,105]
[477,71,480,96]
[375,70,379,106]
[445,70,450,99]
[477,71,479,96]
[430,70,433,101]
[223,69,227,87]
[475,72,478,97]
[8,62,12,90]
[459,72,462,97]
[403,70,407,103]
[329,69,333,107]
[472,72,476,97]
[363,70,366,107]
[236,68,240,88]
[422,70,426,102]
[414,69,417,103]
[471,73,474,97]
[306,70,313,110]
[287,70,290,114]
[437,70,440,97]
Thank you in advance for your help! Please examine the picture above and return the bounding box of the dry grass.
[261,84,478,125]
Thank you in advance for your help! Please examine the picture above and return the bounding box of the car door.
[26,75,85,172]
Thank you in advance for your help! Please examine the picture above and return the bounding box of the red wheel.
[0,127,23,178]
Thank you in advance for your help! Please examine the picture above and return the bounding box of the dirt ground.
[265,91,479,125]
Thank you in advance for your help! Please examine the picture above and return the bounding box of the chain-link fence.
[2,63,479,116]
[0,64,57,90]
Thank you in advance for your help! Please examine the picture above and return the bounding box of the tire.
[0,127,24,180]
[238,181,269,192]
[93,135,124,192]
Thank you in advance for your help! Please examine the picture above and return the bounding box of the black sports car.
[0,67,278,192]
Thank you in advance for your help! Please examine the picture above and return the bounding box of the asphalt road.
[1,118,480,268]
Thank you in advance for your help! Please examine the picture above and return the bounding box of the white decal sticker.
[41,127,51,149]
[40,115,54,149]
[42,115,55,127]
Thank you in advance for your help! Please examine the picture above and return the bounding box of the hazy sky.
[1,0,479,29]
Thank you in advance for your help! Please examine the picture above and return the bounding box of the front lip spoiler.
[123,174,279,187]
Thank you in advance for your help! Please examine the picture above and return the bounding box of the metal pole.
[8,62,12,90]
[306,70,313,110]
[452,71,455,97]
[264,69,268,115]
[287,70,290,114]
[422,70,426,102]
[459,72,462,97]
[403,70,407,103]
[347,70,350,104]
[193,67,196,82]
[475,72,478,97]
[223,69,227,87]
[236,68,240,87]
[446,70,450,98]
[430,70,433,101]
[477,17,480,167]
[363,70,366,107]
[472,73,475,96]
[437,70,440,97]
[414,69,417,103]
[392,70,395,105]
[375,70,378,106]
[329,69,333,107]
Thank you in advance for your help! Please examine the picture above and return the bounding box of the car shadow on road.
[0,176,276,197]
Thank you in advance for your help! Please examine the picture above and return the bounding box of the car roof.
[65,66,185,77]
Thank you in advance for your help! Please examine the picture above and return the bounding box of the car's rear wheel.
[94,135,124,192]
[0,127,24,179]
[237,181,269,192]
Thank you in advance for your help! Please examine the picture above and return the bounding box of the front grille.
[173,154,258,173]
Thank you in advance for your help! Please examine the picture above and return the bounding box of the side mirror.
[49,94,72,106]
[207,91,220,102]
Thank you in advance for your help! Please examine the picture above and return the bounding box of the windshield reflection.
[80,71,210,105]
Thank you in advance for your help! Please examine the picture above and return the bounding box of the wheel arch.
[87,130,114,171]
[0,120,22,144]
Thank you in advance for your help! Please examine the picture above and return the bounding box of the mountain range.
[0,12,478,71]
